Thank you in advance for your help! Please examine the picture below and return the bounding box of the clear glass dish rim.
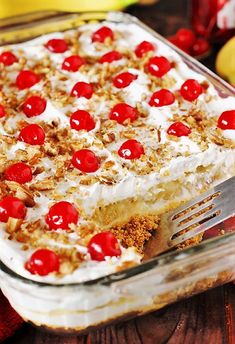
[1,232,235,287]
[0,10,234,288]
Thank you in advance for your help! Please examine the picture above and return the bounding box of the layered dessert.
[0,19,235,287]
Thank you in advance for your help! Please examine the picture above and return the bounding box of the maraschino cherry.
[23,95,47,117]
[72,149,100,173]
[16,70,40,90]
[70,110,96,132]
[0,104,6,118]
[149,89,175,107]
[135,41,155,58]
[180,79,203,102]
[62,55,85,72]
[146,56,171,78]
[168,36,190,54]
[99,51,122,64]
[71,82,93,98]
[217,110,235,130]
[113,72,138,88]
[87,231,121,261]
[92,26,114,43]
[175,28,196,49]
[109,103,137,124]
[0,51,18,66]
[25,249,60,276]
[45,201,79,230]
[5,162,33,184]
[19,124,45,145]
[167,121,191,137]
[0,196,26,222]
[191,38,210,57]
[118,139,144,159]
[168,28,210,57]
[45,39,68,53]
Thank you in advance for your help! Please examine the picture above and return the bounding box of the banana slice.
[216,36,235,85]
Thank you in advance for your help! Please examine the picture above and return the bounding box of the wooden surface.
[4,0,235,343]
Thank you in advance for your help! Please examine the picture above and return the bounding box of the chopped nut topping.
[0,22,234,279]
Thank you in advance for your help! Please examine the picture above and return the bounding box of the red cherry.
[62,55,85,72]
[19,124,45,145]
[70,110,96,132]
[0,51,18,66]
[113,72,138,89]
[45,39,68,53]
[146,56,171,78]
[71,82,93,98]
[109,103,137,124]
[87,231,121,261]
[135,41,155,58]
[118,139,144,160]
[176,28,196,48]
[167,121,191,137]
[23,95,47,117]
[192,38,210,56]
[99,51,122,64]
[16,70,40,90]
[217,110,235,130]
[92,26,114,43]
[25,249,60,276]
[149,89,175,107]
[168,36,178,45]
[0,104,6,118]
[0,196,26,222]
[45,201,79,230]
[180,79,203,102]
[5,162,33,184]
[72,149,100,173]
[168,35,191,54]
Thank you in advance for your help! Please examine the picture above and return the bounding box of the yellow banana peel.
[216,36,235,85]
[0,0,137,19]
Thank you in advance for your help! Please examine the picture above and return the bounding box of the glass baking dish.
[0,11,235,335]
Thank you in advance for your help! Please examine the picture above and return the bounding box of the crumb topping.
[111,215,160,253]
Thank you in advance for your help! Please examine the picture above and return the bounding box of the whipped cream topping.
[0,21,235,284]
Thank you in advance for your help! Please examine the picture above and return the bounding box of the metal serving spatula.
[144,176,235,259]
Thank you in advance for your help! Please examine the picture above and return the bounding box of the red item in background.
[203,216,235,240]
[0,291,23,342]
[192,0,235,42]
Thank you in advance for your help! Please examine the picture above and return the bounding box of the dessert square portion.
[0,21,234,283]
